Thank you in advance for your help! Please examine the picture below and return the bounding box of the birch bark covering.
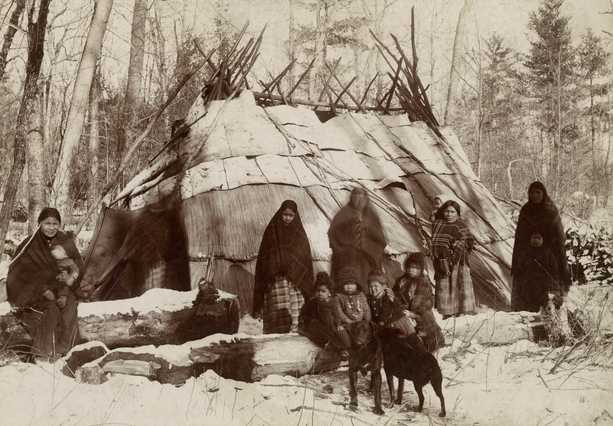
[51,0,114,221]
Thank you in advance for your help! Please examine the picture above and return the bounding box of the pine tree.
[577,28,610,206]
[524,0,576,198]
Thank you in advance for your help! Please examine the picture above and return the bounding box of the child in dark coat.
[367,272,428,354]
[394,252,445,353]
[333,267,372,348]
[299,272,339,347]
[514,232,562,312]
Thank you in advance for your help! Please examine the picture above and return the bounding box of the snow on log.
[0,288,240,349]
[75,333,341,385]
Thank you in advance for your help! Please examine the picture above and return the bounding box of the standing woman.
[7,207,83,360]
[512,181,571,310]
[253,200,314,333]
[431,200,476,318]
[328,187,387,293]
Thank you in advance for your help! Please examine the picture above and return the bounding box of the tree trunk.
[26,92,46,234]
[0,0,51,257]
[51,0,114,222]
[443,0,471,125]
[88,77,100,216]
[554,48,562,199]
[0,0,26,80]
[118,0,147,160]
[287,0,295,92]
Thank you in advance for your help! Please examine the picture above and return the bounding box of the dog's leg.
[431,366,446,417]
[395,377,404,405]
[413,381,425,412]
[349,369,358,408]
[371,370,384,415]
[384,369,395,408]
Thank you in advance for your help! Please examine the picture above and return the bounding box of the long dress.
[253,200,313,333]
[328,189,387,293]
[7,230,83,358]
[512,183,570,310]
[431,219,476,316]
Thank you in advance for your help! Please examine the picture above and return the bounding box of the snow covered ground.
[1,286,612,426]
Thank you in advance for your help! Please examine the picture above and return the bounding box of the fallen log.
[74,333,341,385]
[0,288,240,350]
[440,310,539,346]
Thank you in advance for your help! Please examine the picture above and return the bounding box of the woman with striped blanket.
[253,200,314,334]
[430,200,476,318]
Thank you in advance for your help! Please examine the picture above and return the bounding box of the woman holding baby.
[7,207,83,360]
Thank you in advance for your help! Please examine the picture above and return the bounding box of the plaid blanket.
[263,279,305,334]
[435,257,476,316]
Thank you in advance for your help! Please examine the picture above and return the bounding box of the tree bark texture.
[26,93,46,234]
[0,0,51,257]
[88,77,100,214]
[118,0,147,160]
[51,0,114,222]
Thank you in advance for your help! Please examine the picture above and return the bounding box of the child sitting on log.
[367,271,428,354]
[299,272,349,359]
[333,267,372,350]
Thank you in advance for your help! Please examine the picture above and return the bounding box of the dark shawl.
[7,230,83,307]
[328,189,386,277]
[253,200,314,314]
[512,182,570,291]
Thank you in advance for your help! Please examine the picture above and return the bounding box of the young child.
[50,244,80,307]
[394,252,445,353]
[515,232,562,313]
[333,267,372,348]
[368,271,428,354]
[299,272,349,358]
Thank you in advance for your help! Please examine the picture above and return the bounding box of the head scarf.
[253,200,314,314]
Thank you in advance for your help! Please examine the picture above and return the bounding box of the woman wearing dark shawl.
[328,187,387,293]
[7,207,83,360]
[511,181,571,311]
[253,200,314,333]
[431,200,476,318]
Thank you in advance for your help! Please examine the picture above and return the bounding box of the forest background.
[0,0,611,254]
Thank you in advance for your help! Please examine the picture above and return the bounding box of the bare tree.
[443,0,472,125]
[118,0,147,160]
[0,0,51,255]
[0,0,26,80]
[88,74,100,214]
[51,0,114,221]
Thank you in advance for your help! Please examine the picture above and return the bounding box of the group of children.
[299,252,445,359]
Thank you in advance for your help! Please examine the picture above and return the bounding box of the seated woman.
[7,207,83,360]
[367,272,427,354]
[394,252,445,353]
